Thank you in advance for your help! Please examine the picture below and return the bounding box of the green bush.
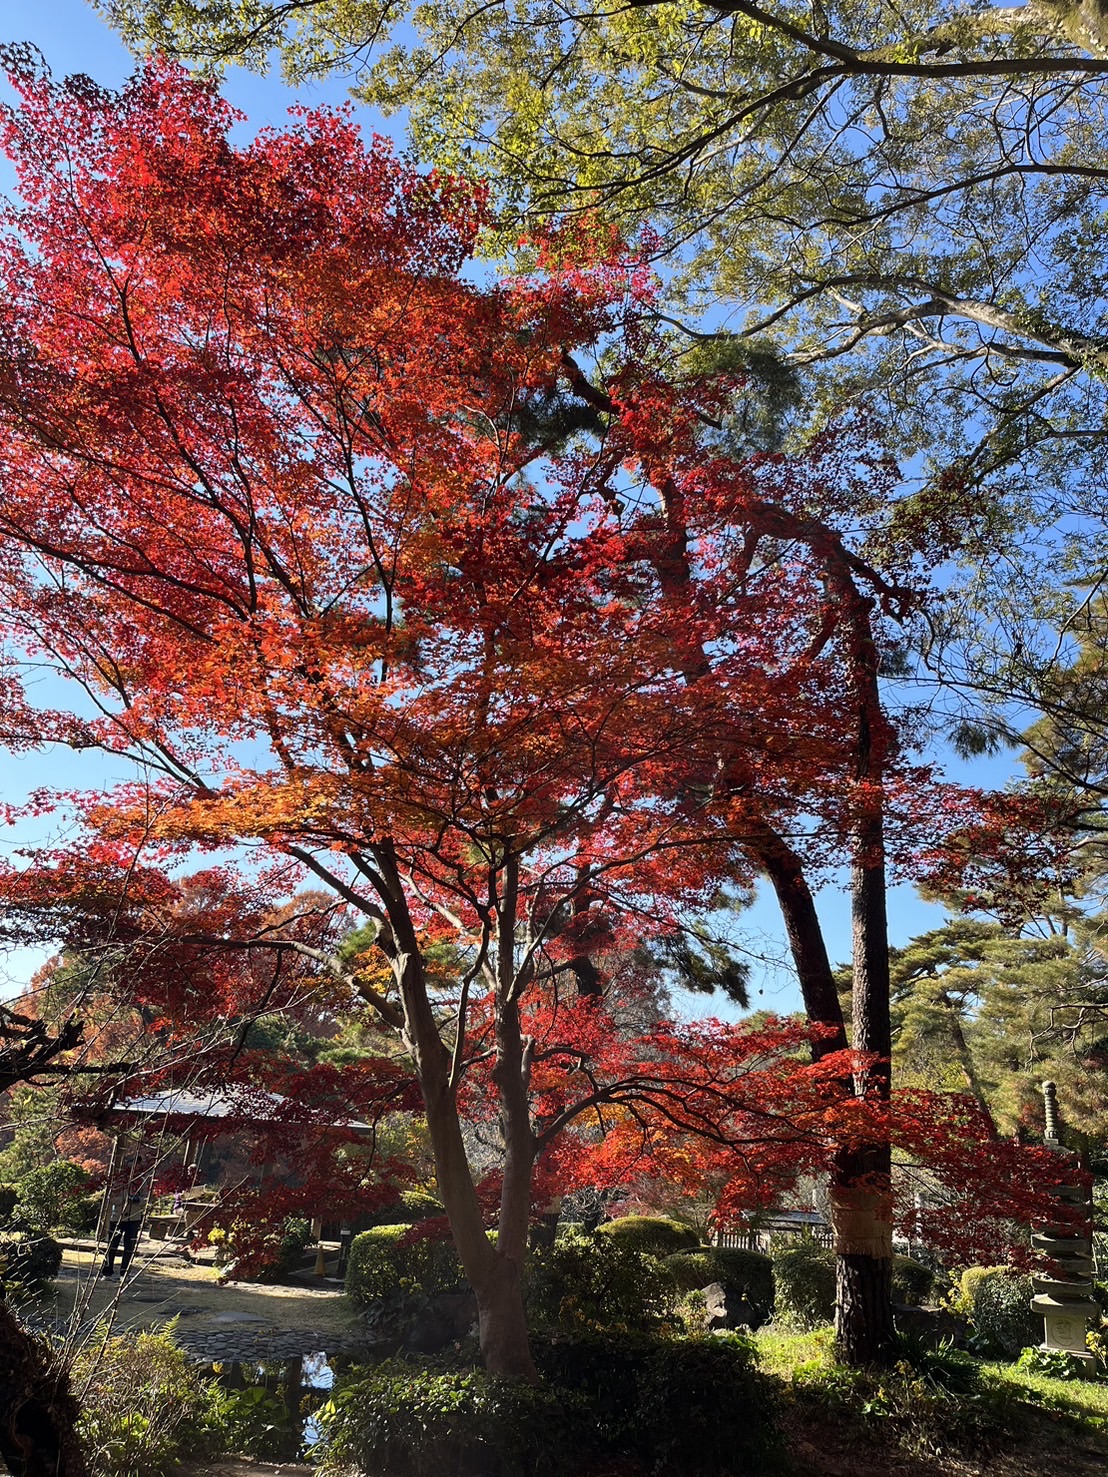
[363,1190,446,1228]
[73,1327,216,1477]
[321,1334,784,1477]
[0,1227,62,1294]
[960,1267,1037,1357]
[525,1231,674,1334]
[67,1189,103,1235]
[665,1247,774,1326]
[208,1214,316,1283]
[14,1160,91,1231]
[772,1239,836,1328]
[891,1255,934,1307]
[346,1223,464,1308]
[534,1330,784,1476]
[319,1360,588,1477]
[1015,1345,1086,1380]
[596,1215,700,1257]
[264,1216,315,1281]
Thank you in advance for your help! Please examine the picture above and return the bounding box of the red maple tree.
[0,55,1062,1377]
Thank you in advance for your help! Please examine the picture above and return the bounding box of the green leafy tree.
[884,918,1108,1139]
[93,2,1108,484]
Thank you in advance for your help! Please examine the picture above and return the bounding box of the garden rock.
[702,1281,757,1331]
[892,1304,967,1347]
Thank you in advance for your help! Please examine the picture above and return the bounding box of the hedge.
[362,1190,446,1229]
[319,1362,587,1477]
[525,1231,673,1334]
[345,1223,464,1308]
[771,1239,836,1328]
[321,1335,784,1477]
[959,1266,1038,1356]
[891,1254,934,1307]
[533,1330,783,1476]
[596,1216,700,1257]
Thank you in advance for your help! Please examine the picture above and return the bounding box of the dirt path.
[35,1241,366,1361]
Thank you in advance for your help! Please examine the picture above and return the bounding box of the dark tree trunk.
[833,652,897,1365]
[834,1240,895,1364]
[0,1301,88,1477]
[471,1256,535,1380]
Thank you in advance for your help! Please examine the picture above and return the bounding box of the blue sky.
[0,0,1025,1015]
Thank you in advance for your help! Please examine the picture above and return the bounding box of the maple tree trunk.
[421,1076,538,1381]
[0,1300,88,1477]
[755,823,848,1054]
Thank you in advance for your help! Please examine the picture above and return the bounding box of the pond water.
[196,1349,350,1461]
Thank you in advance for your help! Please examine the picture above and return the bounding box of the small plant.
[674,1287,712,1336]
[73,1325,216,1477]
[1015,1345,1086,1380]
[207,1380,302,1461]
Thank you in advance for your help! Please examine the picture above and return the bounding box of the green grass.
[753,1324,837,1377]
[752,1322,1108,1469]
[981,1360,1108,1430]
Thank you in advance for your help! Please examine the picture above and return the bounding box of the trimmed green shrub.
[772,1239,836,1328]
[346,1223,463,1307]
[596,1215,700,1257]
[891,1255,934,1307]
[525,1230,674,1334]
[0,1227,62,1294]
[960,1266,1037,1356]
[363,1189,446,1228]
[73,1327,216,1477]
[533,1330,784,1476]
[319,1360,588,1477]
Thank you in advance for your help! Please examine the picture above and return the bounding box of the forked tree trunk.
[421,1078,539,1382]
[470,1254,535,1380]
[0,1301,88,1477]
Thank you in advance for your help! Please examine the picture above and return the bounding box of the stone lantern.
[1030,1081,1096,1373]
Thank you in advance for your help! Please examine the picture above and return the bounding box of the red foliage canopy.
[0,57,1064,1304]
